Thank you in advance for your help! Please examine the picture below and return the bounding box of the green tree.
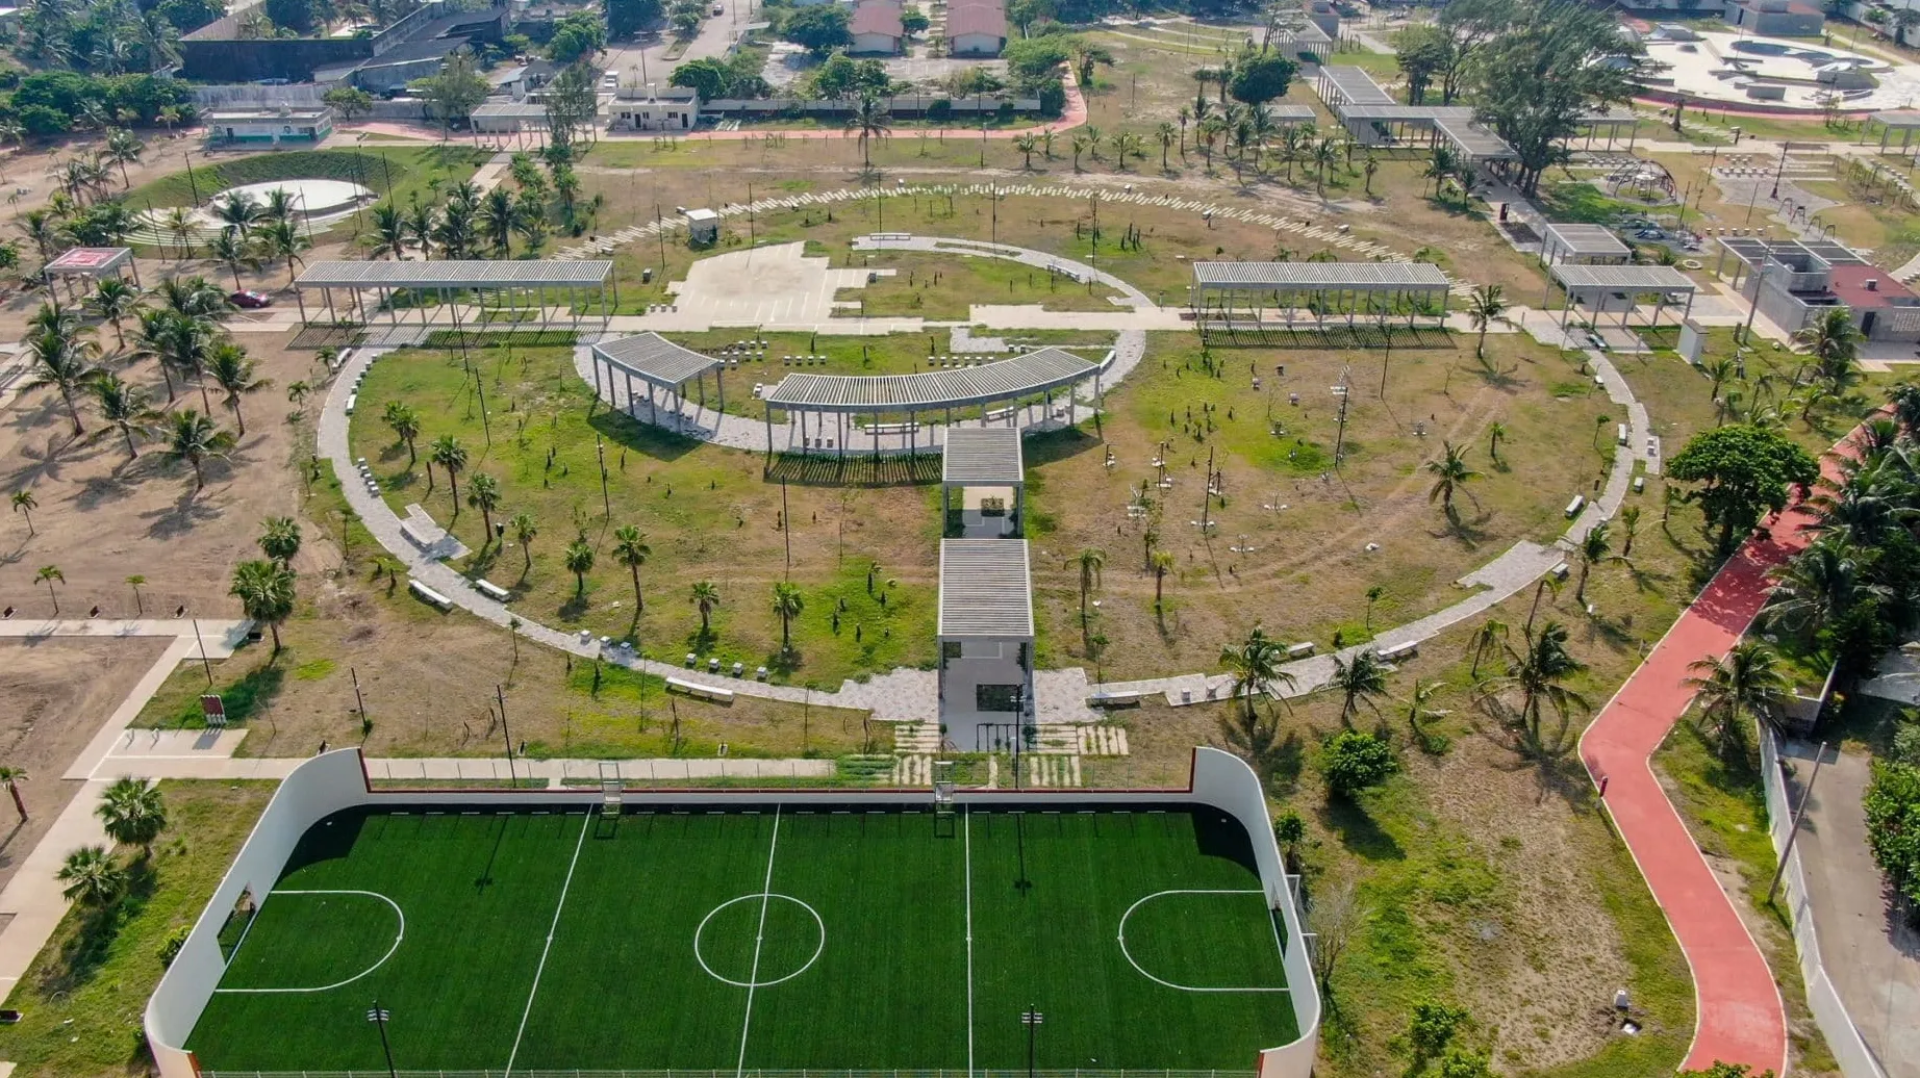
[97,776,167,854]
[1666,425,1820,555]
[467,473,502,545]
[382,401,422,467]
[1685,640,1793,760]
[85,277,142,350]
[1466,283,1506,358]
[323,85,374,122]
[564,538,595,594]
[163,408,237,493]
[429,435,469,511]
[1220,626,1299,734]
[1330,649,1390,727]
[783,5,851,54]
[1425,441,1480,517]
[24,316,103,437]
[57,845,125,908]
[1321,729,1397,796]
[510,511,538,574]
[1407,999,1468,1069]
[420,48,490,139]
[1486,620,1589,756]
[771,581,805,650]
[370,203,408,260]
[671,57,733,101]
[229,558,296,651]
[843,94,892,168]
[1076,546,1105,622]
[89,373,157,460]
[206,343,269,436]
[1469,0,1637,196]
[11,489,36,536]
[612,524,652,611]
[691,580,721,633]
[1574,520,1620,604]
[35,565,63,614]
[259,516,301,567]
[1395,22,1453,104]
[608,0,665,37]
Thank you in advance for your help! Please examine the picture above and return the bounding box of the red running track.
[1579,435,1858,1077]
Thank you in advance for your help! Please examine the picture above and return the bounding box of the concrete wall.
[145,746,1320,1078]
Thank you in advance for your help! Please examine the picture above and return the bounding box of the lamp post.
[366,1001,397,1078]
[1769,138,1790,200]
[1021,1008,1044,1078]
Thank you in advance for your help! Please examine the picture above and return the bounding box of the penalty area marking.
[1116,890,1289,993]
[693,893,827,988]
[213,890,405,994]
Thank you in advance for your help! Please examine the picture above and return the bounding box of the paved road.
[604,10,741,94]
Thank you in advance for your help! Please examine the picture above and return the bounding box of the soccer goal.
[598,761,622,816]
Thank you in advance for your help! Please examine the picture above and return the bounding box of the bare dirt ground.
[0,637,169,894]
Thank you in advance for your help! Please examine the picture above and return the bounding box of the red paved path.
[1580,436,1857,1077]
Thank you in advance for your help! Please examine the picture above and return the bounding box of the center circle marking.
[693,893,826,988]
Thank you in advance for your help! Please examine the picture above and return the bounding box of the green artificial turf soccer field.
[188,804,1297,1074]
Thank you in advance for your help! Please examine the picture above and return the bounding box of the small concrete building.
[937,538,1035,752]
[204,106,335,145]
[1303,0,1340,40]
[1720,237,1920,341]
[942,428,1024,538]
[612,85,700,131]
[1723,0,1823,36]
[946,0,1007,56]
[850,0,904,54]
[683,207,721,245]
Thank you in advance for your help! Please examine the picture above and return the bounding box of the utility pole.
[781,479,793,577]
[1021,1008,1044,1078]
[191,617,213,686]
[366,1001,397,1078]
[596,437,611,516]
[1766,740,1827,905]
[1770,138,1791,200]
[351,666,367,727]
[497,684,516,784]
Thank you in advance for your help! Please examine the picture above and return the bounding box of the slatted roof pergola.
[291,259,618,329]
[1189,261,1453,331]
[589,332,727,426]
[1541,223,1631,266]
[941,427,1026,537]
[759,348,1107,460]
[938,539,1034,640]
[1549,263,1698,329]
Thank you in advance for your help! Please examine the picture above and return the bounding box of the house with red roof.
[851,0,904,54]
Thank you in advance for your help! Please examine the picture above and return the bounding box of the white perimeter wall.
[145,746,1319,1078]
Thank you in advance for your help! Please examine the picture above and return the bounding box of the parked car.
[229,290,273,309]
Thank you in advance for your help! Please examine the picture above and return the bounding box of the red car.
[229,290,273,309]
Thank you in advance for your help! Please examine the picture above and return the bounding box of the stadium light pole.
[1021,1007,1044,1078]
[366,1001,397,1078]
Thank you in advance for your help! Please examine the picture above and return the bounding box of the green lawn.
[125,146,489,220]
[187,804,1297,1073]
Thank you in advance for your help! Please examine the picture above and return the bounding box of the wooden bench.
[1088,690,1147,709]
[474,579,510,602]
[408,580,452,611]
[666,676,734,703]
[863,422,921,436]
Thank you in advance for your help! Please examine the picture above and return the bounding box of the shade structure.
[938,538,1033,639]
[1549,263,1698,329]
[1190,261,1453,332]
[593,332,722,389]
[290,259,618,330]
[763,347,1098,411]
[295,261,612,288]
[942,427,1025,486]
[1541,223,1631,265]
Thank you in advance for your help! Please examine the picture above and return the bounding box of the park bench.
[408,580,452,611]
[666,677,734,703]
[474,579,510,602]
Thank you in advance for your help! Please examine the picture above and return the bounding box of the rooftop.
[850,0,903,37]
[592,332,722,388]
[43,247,131,276]
[938,539,1034,638]
[942,428,1025,486]
[946,1,1007,38]
[206,107,333,121]
[1317,66,1394,106]
[1191,261,1451,290]
[1544,222,1631,258]
[763,348,1100,412]
[294,260,613,288]
[1827,264,1917,309]
[1549,264,1697,292]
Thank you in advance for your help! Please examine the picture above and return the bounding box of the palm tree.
[1041,129,1056,160]
[1198,115,1227,171]
[57,845,125,908]
[612,525,651,611]
[1486,420,1507,463]
[1405,678,1447,749]
[90,373,157,459]
[86,278,141,350]
[229,558,296,651]
[1574,522,1622,605]
[1424,144,1458,198]
[1113,131,1145,170]
[165,207,197,260]
[214,193,263,240]
[481,187,518,256]
[1488,621,1589,756]
[1070,130,1093,172]
[1155,121,1178,171]
[1468,616,1507,678]
[24,322,103,436]
[1765,535,1884,636]
[467,473,502,544]
[1076,547,1105,622]
[126,574,146,615]
[429,435,468,511]
[259,516,301,566]
[209,228,257,292]
[1467,284,1506,359]
[1151,550,1175,614]
[691,580,721,633]
[1619,505,1642,557]
[845,93,892,168]
[382,401,422,467]
[1687,640,1794,758]
[163,409,237,493]
[1220,626,1298,727]
[771,581,805,651]
[0,766,26,821]
[1794,307,1862,397]
[11,489,35,535]
[370,203,409,260]
[1330,649,1390,727]
[206,344,269,436]
[1425,441,1479,518]
[1311,136,1340,196]
[510,511,538,574]
[407,200,439,262]
[35,565,63,614]
[564,538,595,594]
[260,219,311,288]
[97,776,166,854]
[1362,152,1378,196]
[103,130,143,188]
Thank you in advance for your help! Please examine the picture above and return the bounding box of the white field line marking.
[735,804,784,1078]
[964,805,976,1078]
[214,891,405,994]
[1116,890,1290,993]
[503,810,592,1078]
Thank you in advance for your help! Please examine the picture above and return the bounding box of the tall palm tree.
[90,373,157,460]
[1487,621,1589,756]
[691,580,721,633]
[0,766,27,821]
[1425,441,1479,518]
[1015,132,1038,170]
[35,564,63,614]
[1155,121,1178,171]
[370,203,409,260]
[1619,505,1642,556]
[11,489,35,536]
[1685,640,1794,759]
[1330,648,1390,727]
[771,581,805,651]
[1151,549,1175,614]
[20,209,61,266]
[214,193,263,240]
[229,558,296,651]
[206,343,269,436]
[1113,131,1145,170]
[429,435,468,511]
[85,278,142,350]
[564,538,595,594]
[24,323,102,438]
[1311,136,1340,196]
[156,276,231,321]
[455,468,496,541]
[612,525,651,611]
[164,208,197,261]
[1575,521,1622,604]
[57,845,125,908]
[481,187,518,256]
[103,130,143,188]
[1076,547,1105,622]
[1467,284,1506,359]
[844,94,893,169]
[510,511,538,574]
[162,409,237,493]
[407,200,439,262]
[382,401,422,467]
[97,776,166,854]
[1765,535,1885,636]
[259,219,311,288]
[1468,616,1507,678]
[259,516,301,566]
[1793,307,1862,397]
[209,228,257,292]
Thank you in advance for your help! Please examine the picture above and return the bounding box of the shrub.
[1321,730,1396,797]
[1865,759,1920,910]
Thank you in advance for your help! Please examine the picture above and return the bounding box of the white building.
[946,0,1006,56]
[204,106,335,145]
[612,85,700,131]
[850,0,903,54]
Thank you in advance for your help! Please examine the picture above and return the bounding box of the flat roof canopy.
[942,428,1024,486]
[763,347,1100,413]
[44,247,131,277]
[592,332,721,389]
[1544,223,1630,259]
[1434,116,1516,161]
[1193,261,1451,290]
[1551,264,1696,293]
[1318,66,1394,105]
[939,538,1033,638]
[473,102,549,120]
[295,260,613,288]
[1719,236,1868,270]
[1873,111,1920,129]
